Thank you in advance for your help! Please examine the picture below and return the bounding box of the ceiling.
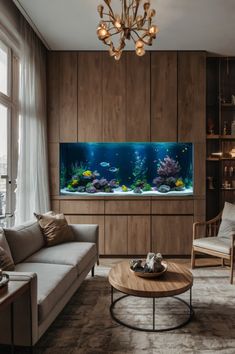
[13,0,235,55]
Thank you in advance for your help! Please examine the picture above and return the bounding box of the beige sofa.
[0,220,99,347]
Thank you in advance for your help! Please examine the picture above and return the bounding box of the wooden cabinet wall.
[151,52,177,141]
[178,51,206,143]
[47,50,206,257]
[56,198,195,256]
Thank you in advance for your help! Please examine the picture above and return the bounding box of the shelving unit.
[206,57,235,219]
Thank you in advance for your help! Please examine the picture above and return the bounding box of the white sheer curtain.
[15,18,50,224]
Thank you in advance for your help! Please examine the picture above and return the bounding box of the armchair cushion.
[193,236,231,254]
[218,202,235,239]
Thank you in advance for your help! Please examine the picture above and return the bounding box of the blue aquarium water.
[60,142,193,196]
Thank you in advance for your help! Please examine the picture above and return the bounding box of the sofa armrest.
[69,224,99,243]
[1,271,38,346]
[69,224,99,264]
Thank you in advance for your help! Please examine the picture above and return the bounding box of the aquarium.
[60,142,193,196]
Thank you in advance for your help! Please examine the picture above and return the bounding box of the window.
[0,40,10,96]
[0,39,18,227]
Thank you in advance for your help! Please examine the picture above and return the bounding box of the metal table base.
[110,286,194,332]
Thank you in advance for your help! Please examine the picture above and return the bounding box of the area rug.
[12,265,235,354]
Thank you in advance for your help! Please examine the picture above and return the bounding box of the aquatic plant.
[60,164,67,189]
[132,152,148,184]
[157,156,181,177]
[142,183,152,192]
[71,162,88,179]
[71,179,79,188]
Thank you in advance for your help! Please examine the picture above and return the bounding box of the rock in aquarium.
[158,185,171,193]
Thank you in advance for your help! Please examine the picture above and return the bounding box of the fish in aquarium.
[100,162,110,167]
[60,143,193,196]
[108,167,119,173]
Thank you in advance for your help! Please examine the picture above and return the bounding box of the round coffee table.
[108,261,194,332]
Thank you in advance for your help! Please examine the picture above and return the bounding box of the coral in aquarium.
[157,156,181,177]
[153,156,185,193]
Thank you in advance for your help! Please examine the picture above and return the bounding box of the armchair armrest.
[193,212,222,240]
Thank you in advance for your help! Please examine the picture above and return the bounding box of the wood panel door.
[103,54,126,141]
[105,216,128,255]
[47,52,60,143]
[128,216,151,255]
[178,52,206,142]
[59,52,78,142]
[78,52,103,141]
[126,52,150,141]
[152,215,193,255]
[151,52,177,141]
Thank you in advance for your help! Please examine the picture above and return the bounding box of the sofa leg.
[97,258,100,266]
[91,266,95,277]
[191,247,196,269]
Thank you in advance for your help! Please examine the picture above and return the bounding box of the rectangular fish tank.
[60,142,193,196]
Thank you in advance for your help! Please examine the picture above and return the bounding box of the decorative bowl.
[130,261,168,278]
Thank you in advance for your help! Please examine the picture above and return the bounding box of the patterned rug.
[7,264,235,354]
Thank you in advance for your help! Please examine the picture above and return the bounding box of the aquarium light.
[96,0,159,61]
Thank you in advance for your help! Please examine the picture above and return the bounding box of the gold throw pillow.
[0,246,15,271]
[34,212,74,247]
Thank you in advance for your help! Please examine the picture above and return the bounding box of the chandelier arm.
[105,2,115,18]
[133,1,140,20]
[102,12,116,21]
[131,29,150,45]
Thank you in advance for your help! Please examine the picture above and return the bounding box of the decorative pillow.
[34,212,74,247]
[0,246,15,271]
[0,229,14,265]
[4,220,45,264]
[218,202,235,239]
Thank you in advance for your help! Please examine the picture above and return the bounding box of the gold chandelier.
[97,0,159,60]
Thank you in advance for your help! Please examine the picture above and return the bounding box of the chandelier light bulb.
[114,15,122,30]
[143,1,150,11]
[136,46,145,57]
[149,25,159,35]
[135,40,144,49]
[97,27,109,40]
[96,0,158,60]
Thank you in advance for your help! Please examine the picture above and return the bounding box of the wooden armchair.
[191,212,235,284]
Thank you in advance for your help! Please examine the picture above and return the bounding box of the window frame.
[0,38,19,226]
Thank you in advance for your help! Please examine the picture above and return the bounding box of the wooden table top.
[108,261,193,298]
[0,280,30,311]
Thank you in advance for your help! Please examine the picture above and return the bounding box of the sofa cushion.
[4,220,45,264]
[15,262,77,323]
[0,229,14,264]
[34,212,74,247]
[0,246,15,270]
[25,242,97,275]
[193,237,231,254]
[218,202,235,239]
